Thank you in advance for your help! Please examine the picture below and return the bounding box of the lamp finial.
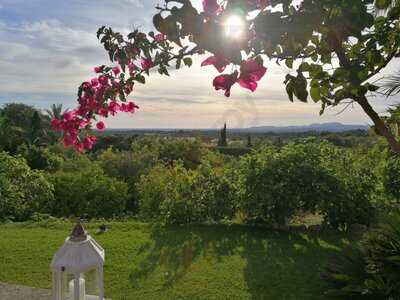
[69,220,87,242]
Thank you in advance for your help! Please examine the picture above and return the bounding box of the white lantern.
[51,222,105,300]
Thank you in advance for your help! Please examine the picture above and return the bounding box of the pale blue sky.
[0,0,397,128]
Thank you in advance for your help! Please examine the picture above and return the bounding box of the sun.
[224,15,245,39]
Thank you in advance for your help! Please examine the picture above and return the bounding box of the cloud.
[0,0,398,128]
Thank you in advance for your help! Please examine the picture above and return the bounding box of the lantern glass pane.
[61,272,78,300]
[85,268,100,299]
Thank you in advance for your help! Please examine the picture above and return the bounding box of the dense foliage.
[50,165,130,218]
[238,142,377,228]
[0,152,54,221]
[0,103,396,229]
[0,120,392,229]
[323,212,400,299]
[383,154,400,200]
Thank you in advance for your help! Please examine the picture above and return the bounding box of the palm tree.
[381,72,400,97]
[45,104,67,121]
[370,75,400,140]
[43,104,67,144]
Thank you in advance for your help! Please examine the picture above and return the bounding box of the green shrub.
[158,164,197,224]
[50,165,129,218]
[319,148,377,229]
[137,163,200,224]
[97,147,158,180]
[384,154,400,200]
[323,212,400,299]
[136,160,237,224]
[0,152,54,221]
[238,143,336,225]
[136,164,171,220]
[192,162,237,221]
[18,144,63,171]
[97,147,159,212]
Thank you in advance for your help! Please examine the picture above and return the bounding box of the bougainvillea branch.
[53,0,400,153]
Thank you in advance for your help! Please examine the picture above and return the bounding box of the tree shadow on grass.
[129,224,348,299]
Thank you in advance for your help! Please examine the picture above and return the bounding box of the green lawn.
[0,221,350,299]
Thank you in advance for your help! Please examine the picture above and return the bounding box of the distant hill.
[104,122,370,134]
[234,122,369,133]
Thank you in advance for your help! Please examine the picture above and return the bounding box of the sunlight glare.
[224,15,245,39]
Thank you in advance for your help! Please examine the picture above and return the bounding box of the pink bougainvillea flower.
[238,59,267,92]
[54,61,141,152]
[51,118,62,131]
[112,66,121,76]
[213,71,238,97]
[98,108,108,117]
[81,81,92,90]
[108,101,121,115]
[62,111,75,121]
[203,0,221,16]
[94,66,103,73]
[82,135,96,150]
[128,61,136,74]
[201,54,230,73]
[141,58,153,71]
[74,142,84,153]
[127,101,139,113]
[154,33,166,42]
[98,75,109,86]
[120,101,138,113]
[91,78,99,87]
[63,133,76,147]
[78,119,90,129]
[96,121,105,131]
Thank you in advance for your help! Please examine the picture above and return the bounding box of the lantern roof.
[51,223,105,273]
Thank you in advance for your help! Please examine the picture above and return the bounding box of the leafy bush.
[136,164,171,220]
[97,147,158,180]
[323,213,400,299]
[319,147,377,229]
[18,144,63,171]
[192,162,237,222]
[97,147,159,211]
[50,164,130,218]
[137,160,237,224]
[137,163,200,224]
[0,152,54,221]
[384,154,400,200]
[238,143,336,225]
[130,136,206,169]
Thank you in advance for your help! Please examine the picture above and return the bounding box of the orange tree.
[52,0,400,154]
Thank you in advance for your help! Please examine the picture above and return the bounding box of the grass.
[0,220,350,300]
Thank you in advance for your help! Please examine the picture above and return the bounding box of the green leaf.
[183,57,193,67]
[285,58,293,69]
[375,0,392,10]
[135,74,146,84]
[310,86,321,102]
[311,53,318,62]
[286,82,295,102]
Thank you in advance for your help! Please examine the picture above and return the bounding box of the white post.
[74,273,80,300]
[52,271,60,300]
[98,266,104,300]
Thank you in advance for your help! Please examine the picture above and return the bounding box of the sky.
[0,0,398,129]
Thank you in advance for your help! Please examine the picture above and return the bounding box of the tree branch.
[333,42,400,154]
